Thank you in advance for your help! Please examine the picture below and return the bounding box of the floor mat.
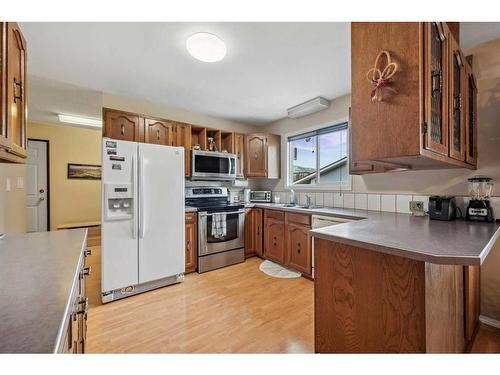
[259,259,301,278]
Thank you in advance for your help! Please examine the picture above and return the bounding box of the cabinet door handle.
[121,124,125,135]
[80,266,91,279]
[297,242,301,254]
[257,226,260,236]
[187,240,191,252]
[273,236,277,246]
[84,249,92,257]
[13,78,23,103]
[431,69,442,98]
[157,129,160,140]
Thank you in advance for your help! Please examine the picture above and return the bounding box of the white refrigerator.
[101,138,185,303]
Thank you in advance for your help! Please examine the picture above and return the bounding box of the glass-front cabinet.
[449,36,466,161]
[424,22,449,156]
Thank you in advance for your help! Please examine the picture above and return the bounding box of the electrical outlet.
[409,200,425,216]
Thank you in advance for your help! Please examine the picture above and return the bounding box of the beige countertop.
[247,203,500,266]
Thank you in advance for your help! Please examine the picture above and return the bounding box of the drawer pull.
[84,249,92,257]
[121,124,125,135]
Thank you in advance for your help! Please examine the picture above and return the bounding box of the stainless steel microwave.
[191,150,236,180]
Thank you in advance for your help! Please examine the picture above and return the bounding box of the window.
[287,122,348,188]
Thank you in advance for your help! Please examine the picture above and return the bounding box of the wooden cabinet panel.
[144,118,174,146]
[0,24,6,149]
[185,213,197,273]
[423,22,449,156]
[286,223,311,275]
[103,108,144,142]
[0,22,27,162]
[465,68,478,166]
[234,132,246,177]
[175,122,192,177]
[448,36,466,162]
[245,208,263,258]
[464,265,480,341]
[246,134,267,177]
[264,217,285,264]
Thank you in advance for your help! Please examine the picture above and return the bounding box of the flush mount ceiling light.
[58,114,102,128]
[287,96,330,119]
[186,32,226,63]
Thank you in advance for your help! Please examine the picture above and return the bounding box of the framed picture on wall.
[67,163,102,180]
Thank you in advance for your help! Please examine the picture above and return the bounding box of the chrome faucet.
[305,194,313,209]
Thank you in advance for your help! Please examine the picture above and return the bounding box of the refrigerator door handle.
[131,152,137,239]
[139,150,146,239]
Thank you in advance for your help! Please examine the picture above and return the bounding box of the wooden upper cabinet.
[144,118,174,146]
[245,133,280,178]
[103,108,144,142]
[0,22,27,162]
[448,36,466,162]
[175,122,192,177]
[246,133,267,177]
[350,22,476,173]
[234,133,246,177]
[465,67,478,166]
[423,22,449,156]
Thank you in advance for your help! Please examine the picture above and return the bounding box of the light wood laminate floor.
[86,252,314,353]
[85,246,500,354]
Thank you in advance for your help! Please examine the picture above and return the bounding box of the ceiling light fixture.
[287,97,330,119]
[186,32,226,63]
[58,114,102,128]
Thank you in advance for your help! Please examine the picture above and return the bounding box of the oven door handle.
[199,210,245,217]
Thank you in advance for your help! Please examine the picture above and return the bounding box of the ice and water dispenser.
[104,183,133,220]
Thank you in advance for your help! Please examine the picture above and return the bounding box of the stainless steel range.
[185,187,245,273]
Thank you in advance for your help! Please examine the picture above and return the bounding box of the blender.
[466,176,495,222]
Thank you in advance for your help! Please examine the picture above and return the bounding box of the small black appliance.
[466,176,495,222]
[428,196,456,221]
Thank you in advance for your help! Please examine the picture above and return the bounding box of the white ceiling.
[21,22,500,127]
[21,22,350,125]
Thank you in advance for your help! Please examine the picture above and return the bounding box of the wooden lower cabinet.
[185,212,197,273]
[264,213,286,264]
[286,223,312,275]
[262,209,312,276]
[245,208,263,258]
[61,249,89,353]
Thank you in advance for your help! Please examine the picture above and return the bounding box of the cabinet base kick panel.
[101,274,184,304]
[198,248,245,273]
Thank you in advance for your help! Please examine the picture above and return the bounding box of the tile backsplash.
[269,190,500,216]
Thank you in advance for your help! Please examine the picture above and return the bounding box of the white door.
[26,140,48,232]
[101,139,139,293]
[138,143,185,283]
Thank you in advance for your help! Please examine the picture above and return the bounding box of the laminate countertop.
[0,229,87,353]
[247,203,500,266]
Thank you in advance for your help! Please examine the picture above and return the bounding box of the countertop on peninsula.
[0,229,87,353]
[247,203,500,266]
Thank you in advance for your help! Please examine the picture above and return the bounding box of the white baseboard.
[479,315,500,330]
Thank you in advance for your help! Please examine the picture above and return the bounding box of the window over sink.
[286,121,349,189]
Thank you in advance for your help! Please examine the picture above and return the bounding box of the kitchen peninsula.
[311,212,500,353]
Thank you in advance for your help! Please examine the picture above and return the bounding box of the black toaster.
[428,196,456,221]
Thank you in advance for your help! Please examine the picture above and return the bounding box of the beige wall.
[0,163,27,235]
[102,93,260,134]
[27,122,102,230]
